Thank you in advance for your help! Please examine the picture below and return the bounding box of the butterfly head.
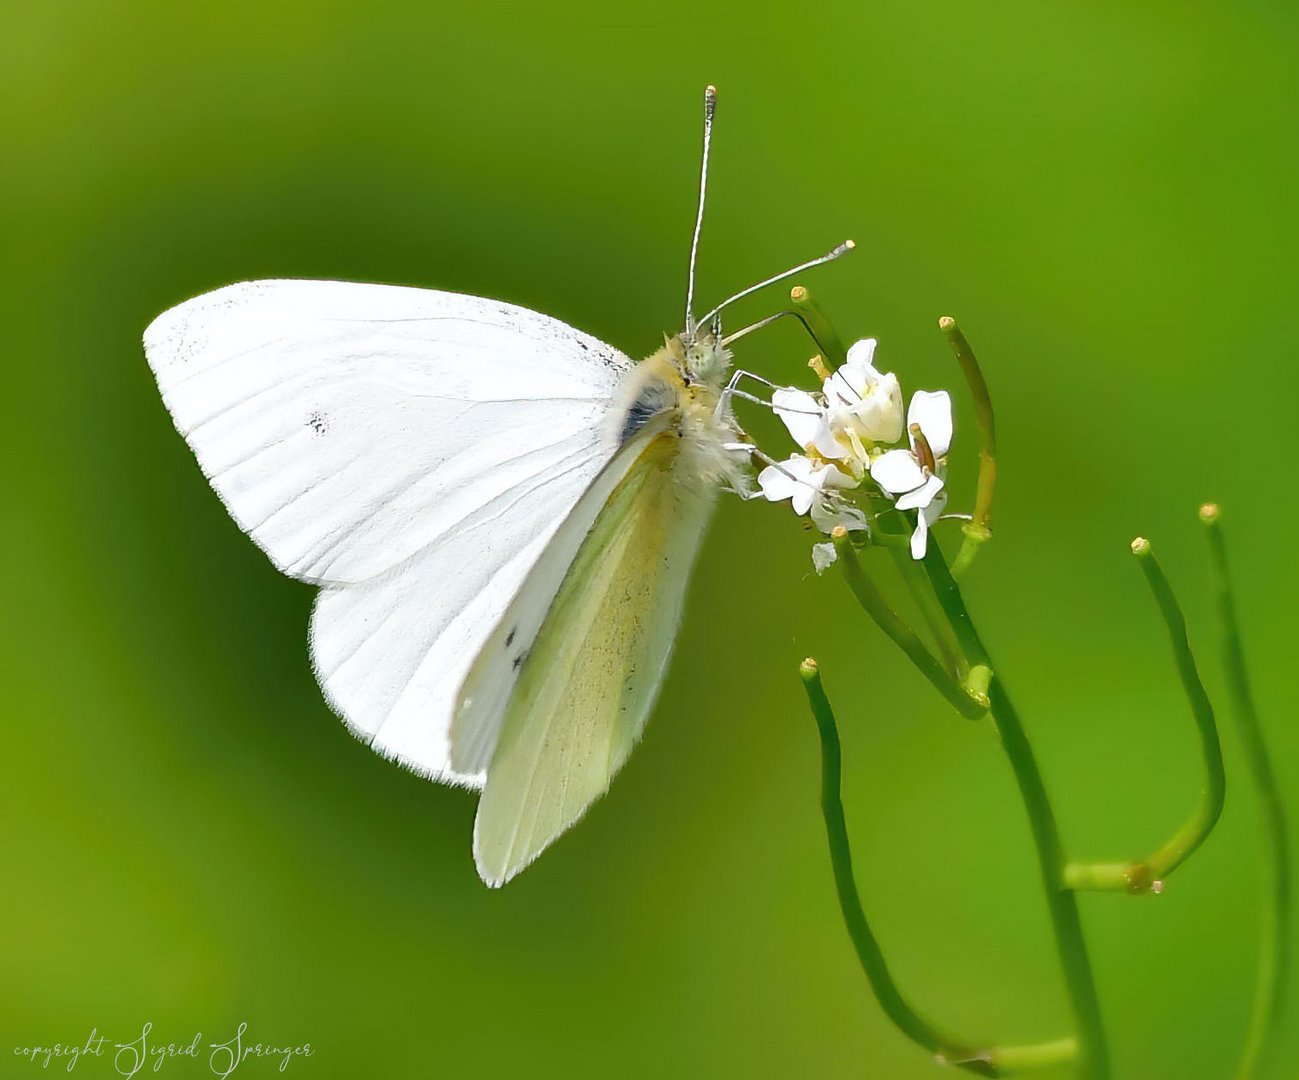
[676,329,730,388]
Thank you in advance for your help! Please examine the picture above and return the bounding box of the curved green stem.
[800,658,1079,1076]
[799,659,995,1073]
[939,317,997,579]
[917,541,1111,1080]
[1063,538,1226,893]
[990,1038,1079,1072]
[789,284,848,368]
[867,495,967,676]
[888,540,968,678]
[832,529,986,719]
[984,678,1110,1080]
[920,538,991,666]
[1201,506,1290,1079]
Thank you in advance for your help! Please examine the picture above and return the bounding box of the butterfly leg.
[723,442,829,501]
[715,369,822,422]
[718,372,840,502]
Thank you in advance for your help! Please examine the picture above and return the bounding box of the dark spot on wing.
[307,411,328,436]
[619,397,660,444]
[511,648,530,672]
[505,627,516,647]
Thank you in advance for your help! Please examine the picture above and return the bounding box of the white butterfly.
[143,86,852,886]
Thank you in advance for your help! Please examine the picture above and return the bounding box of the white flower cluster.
[756,339,954,565]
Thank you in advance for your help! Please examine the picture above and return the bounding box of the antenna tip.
[705,83,718,97]
[843,238,856,251]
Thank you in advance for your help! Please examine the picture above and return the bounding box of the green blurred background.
[3,2,1296,1077]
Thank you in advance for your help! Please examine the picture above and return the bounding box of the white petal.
[772,388,831,450]
[844,338,879,376]
[909,513,931,559]
[895,473,945,512]
[921,488,948,527]
[811,542,838,574]
[786,455,819,481]
[870,449,925,495]
[756,465,793,502]
[824,366,864,408]
[813,428,849,461]
[811,498,868,534]
[838,429,870,478]
[762,456,854,517]
[832,372,904,445]
[817,463,857,491]
[908,390,953,459]
[827,339,884,409]
[757,461,803,503]
[866,373,905,443]
[906,487,948,560]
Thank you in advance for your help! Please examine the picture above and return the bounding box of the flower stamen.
[909,422,937,473]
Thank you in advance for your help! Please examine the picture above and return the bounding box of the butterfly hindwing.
[464,418,719,886]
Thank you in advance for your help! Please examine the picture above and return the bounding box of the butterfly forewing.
[144,279,632,786]
[144,280,630,584]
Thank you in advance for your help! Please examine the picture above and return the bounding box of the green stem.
[889,541,968,678]
[799,660,998,1076]
[867,494,967,676]
[920,539,988,666]
[1202,506,1290,1080]
[1064,538,1226,892]
[918,541,1111,1080]
[832,529,986,719]
[939,317,997,578]
[790,285,849,368]
[990,1038,1079,1072]
[800,659,1079,1076]
[985,678,1110,1080]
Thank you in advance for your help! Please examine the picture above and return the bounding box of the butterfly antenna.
[684,84,718,340]
[697,240,855,328]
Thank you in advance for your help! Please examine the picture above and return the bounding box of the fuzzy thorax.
[607,333,747,495]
